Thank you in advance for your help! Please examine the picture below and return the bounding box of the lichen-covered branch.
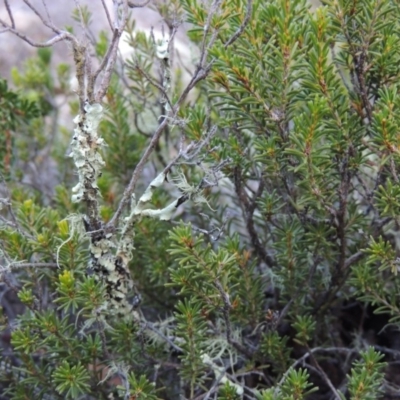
[0,0,225,322]
[70,102,105,228]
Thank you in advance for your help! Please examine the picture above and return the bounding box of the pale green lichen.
[69,102,136,319]
[173,172,215,211]
[69,102,106,204]
[69,105,208,319]
[201,353,244,395]
[134,171,166,213]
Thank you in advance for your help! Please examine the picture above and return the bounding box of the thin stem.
[4,263,59,270]
[22,0,59,34]
[40,0,53,26]
[101,0,113,30]
[141,320,183,353]
[308,347,342,400]
[4,0,14,28]
[0,23,73,47]
[128,0,151,7]
[107,117,169,228]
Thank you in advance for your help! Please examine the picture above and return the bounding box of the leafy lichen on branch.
[69,101,105,208]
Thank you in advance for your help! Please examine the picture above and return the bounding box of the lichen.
[69,102,106,204]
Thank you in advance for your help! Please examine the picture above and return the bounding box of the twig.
[275,347,358,397]
[128,0,151,7]
[91,30,120,101]
[214,279,254,359]
[22,0,59,34]
[3,263,58,270]
[101,0,113,30]
[202,374,225,400]
[0,23,73,48]
[40,0,53,26]
[0,175,21,233]
[94,1,129,102]
[4,0,14,28]
[233,167,275,267]
[133,62,174,110]
[107,117,169,228]
[141,320,183,353]
[344,251,364,269]
[307,347,342,400]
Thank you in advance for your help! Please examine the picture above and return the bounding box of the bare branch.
[344,251,365,269]
[133,61,173,110]
[92,1,129,102]
[214,279,254,359]
[4,0,14,28]
[175,64,211,108]
[233,168,275,268]
[72,0,98,46]
[127,0,151,8]
[0,22,73,47]
[107,117,169,228]
[141,319,183,353]
[276,347,358,398]
[94,31,122,101]
[307,347,342,400]
[3,263,58,270]
[197,0,222,68]
[40,0,53,26]
[101,0,113,30]
[0,182,19,233]
[22,0,59,34]
[73,0,85,25]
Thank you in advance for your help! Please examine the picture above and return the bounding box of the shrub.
[0,0,399,398]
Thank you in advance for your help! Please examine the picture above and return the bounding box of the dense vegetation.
[1,0,400,399]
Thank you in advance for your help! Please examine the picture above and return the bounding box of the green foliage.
[218,382,242,400]
[346,348,386,400]
[280,368,317,399]
[0,79,39,176]
[2,0,400,398]
[123,373,159,399]
[257,368,317,400]
[260,331,291,375]
[175,299,208,396]
[293,315,316,346]
[52,360,91,399]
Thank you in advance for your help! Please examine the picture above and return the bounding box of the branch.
[0,22,74,48]
[69,102,105,230]
[127,0,151,8]
[132,60,173,110]
[2,263,58,271]
[307,347,342,400]
[4,0,14,28]
[40,0,53,25]
[141,320,183,353]
[108,0,229,227]
[22,0,59,34]
[233,167,275,268]
[344,251,365,269]
[276,347,357,394]
[101,0,113,30]
[0,176,20,233]
[92,1,129,102]
[215,279,254,359]
[107,117,169,228]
